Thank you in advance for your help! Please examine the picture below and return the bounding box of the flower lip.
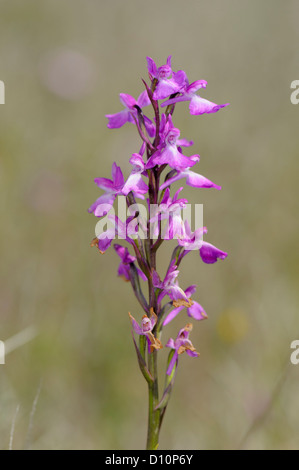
[158,65,172,80]
[141,315,152,332]
[166,128,180,146]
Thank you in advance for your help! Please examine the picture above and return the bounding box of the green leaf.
[132,333,153,384]
[139,334,146,362]
[154,350,178,411]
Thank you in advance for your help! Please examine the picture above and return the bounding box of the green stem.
[144,98,165,450]
[146,349,160,450]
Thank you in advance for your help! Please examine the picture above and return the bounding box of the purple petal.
[177,138,194,147]
[160,187,170,205]
[130,316,143,335]
[167,284,189,302]
[153,146,197,171]
[199,241,228,264]
[114,215,128,241]
[173,70,189,88]
[177,326,189,340]
[127,112,136,124]
[111,163,125,188]
[153,79,181,100]
[129,153,145,172]
[166,55,172,68]
[146,335,152,355]
[146,56,158,79]
[106,110,130,128]
[159,113,167,135]
[93,177,115,191]
[122,173,148,196]
[117,263,130,281]
[187,301,207,321]
[114,244,135,263]
[160,95,190,108]
[144,154,157,170]
[137,90,151,108]
[94,201,115,217]
[172,186,185,203]
[184,285,197,297]
[178,226,208,250]
[165,338,175,349]
[149,313,157,330]
[160,172,185,190]
[165,126,180,145]
[163,306,184,326]
[88,193,116,216]
[167,213,186,240]
[143,115,155,138]
[189,95,229,115]
[186,80,207,94]
[152,270,163,288]
[186,349,199,358]
[97,229,115,253]
[119,93,137,109]
[157,290,167,306]
[166,350,178,376]
[185,170,221,190]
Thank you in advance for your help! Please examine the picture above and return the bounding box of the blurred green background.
[1,0,299,450]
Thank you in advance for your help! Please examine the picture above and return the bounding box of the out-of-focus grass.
[0,0,299,449]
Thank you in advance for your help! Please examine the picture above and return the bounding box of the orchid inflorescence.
[89,56,228,449]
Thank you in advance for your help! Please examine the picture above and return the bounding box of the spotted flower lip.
[129,310,162,353]
[161,70,229,116]
[146,56,183,100]
[105,91,155,137]
[165,323,199,375]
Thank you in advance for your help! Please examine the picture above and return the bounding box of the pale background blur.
[0,0,299,449]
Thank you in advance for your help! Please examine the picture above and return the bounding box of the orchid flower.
[146,56,183,100]
[129,309,162,353]
[165,323,199,375]
[106,91,155,137]
[147,115,199,171]
[163,285,207,326]
[114,244,147,282]
[161,70,230,116]
[153,261,193,307]
[89,161,148,218]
